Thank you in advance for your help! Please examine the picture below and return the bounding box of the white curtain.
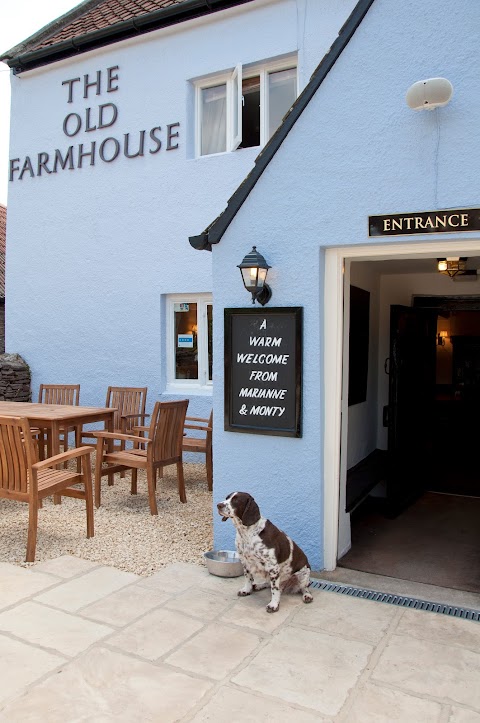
[201,84,227,155]
[268,68,297,139]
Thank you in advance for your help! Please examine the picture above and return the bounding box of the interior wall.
[377,272,480,448]
[347,262,380,468]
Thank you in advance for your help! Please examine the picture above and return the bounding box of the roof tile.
[35,0,188,50]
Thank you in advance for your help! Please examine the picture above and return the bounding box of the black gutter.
[4,0,255,74]
[189,0,376,251]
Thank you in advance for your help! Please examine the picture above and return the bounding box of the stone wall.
[0,354,31,401]
[0,302,4,354]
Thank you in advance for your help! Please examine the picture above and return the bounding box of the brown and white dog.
[217,491,313,613]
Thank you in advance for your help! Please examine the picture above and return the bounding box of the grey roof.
[1,0,255,73]
[189,0,375,251]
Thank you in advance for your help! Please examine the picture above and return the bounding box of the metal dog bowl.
[203,550,244,577]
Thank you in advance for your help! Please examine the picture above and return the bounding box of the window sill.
[165,383,213,397]
[191,146,261,161]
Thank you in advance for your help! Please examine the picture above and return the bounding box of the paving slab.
[0,646,212,723]
[449,707,480,722]
[34,566,138,612]
[0,602,113,657]
[190,686,328,722]
[0,634,64,708]
[372,634,480,711]
[396,607,480,653]
[232,625,373,716]
[0,563,58,611]
[108,607,204,660]
[137,562,208,594]
[291,589,398,645]
[32,555,100,579]
[165,622,261,680]
[80,583,171,627]
[345,682,443,722]
[220,588,301,632]
[163,586,233,621]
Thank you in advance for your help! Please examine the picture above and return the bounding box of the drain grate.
[309,580,480,621]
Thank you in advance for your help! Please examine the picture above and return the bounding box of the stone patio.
[0,557,479,721]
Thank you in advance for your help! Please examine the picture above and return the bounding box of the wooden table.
[0,402,115,457]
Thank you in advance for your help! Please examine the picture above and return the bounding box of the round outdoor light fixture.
[237,246,272,306]
[406,78,453,111]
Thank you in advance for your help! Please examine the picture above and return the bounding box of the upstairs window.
[196,59,297,157]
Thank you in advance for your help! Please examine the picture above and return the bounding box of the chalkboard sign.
[224,307,302,437]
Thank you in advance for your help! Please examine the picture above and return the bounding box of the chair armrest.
[93,431,151,444]
[32,446,92,470]
[132,425,150,433]
[121,413,150,420]
[185,416,209,423]
[184,424,212,432]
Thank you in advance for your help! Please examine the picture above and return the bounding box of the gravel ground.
[0,463,213,576]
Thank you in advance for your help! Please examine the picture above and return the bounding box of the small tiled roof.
[35,0,185,50]
[0,204,6,298]
[1,0,254,72]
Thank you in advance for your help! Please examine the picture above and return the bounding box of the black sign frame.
[369,208,480,237]
[224,307,302,437]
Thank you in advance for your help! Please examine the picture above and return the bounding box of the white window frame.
[195,56,297,158]
[166,293,213,394]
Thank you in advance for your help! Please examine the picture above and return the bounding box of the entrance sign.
[224,307,302,437]
[369,208,480,237]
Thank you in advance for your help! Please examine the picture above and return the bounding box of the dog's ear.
[241,495,261,526]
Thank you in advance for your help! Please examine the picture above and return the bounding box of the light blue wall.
[211,0,480,569]
[5,0,356,423]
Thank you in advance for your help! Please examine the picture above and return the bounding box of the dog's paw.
[302,592,314,604]
[266,603,279,613]
[238,589,252,597]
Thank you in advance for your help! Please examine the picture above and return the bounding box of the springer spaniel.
[217,491,313,613]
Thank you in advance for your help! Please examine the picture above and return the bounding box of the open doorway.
[329,251,480,593]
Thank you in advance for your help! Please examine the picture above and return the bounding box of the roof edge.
[188,0,376,251]
[1,0,101,65]
[2,0,256,74]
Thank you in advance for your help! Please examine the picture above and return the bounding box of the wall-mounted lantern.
[237,246,272,306]
[437,257,467,277]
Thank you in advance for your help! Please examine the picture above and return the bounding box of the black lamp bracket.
[254,284,272,306]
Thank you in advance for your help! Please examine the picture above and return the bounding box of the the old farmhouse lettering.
[224,307,302,437]
[369,208,480,236]
[9,66,180,182]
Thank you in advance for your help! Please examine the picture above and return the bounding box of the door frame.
[323,237,480,571]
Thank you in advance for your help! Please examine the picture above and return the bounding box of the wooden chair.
[38,384,80,406]
[0,415,94,562]
[76,386,149,479]
[93,399,189,514]
[37,384,80,458]
[182,411,213,490]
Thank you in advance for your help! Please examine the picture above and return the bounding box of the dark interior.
[342,297,480,591]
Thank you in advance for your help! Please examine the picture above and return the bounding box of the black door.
[387,305,437,516]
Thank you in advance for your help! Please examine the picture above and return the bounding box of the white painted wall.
[5,0,357,420]
[211,0,480,569]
